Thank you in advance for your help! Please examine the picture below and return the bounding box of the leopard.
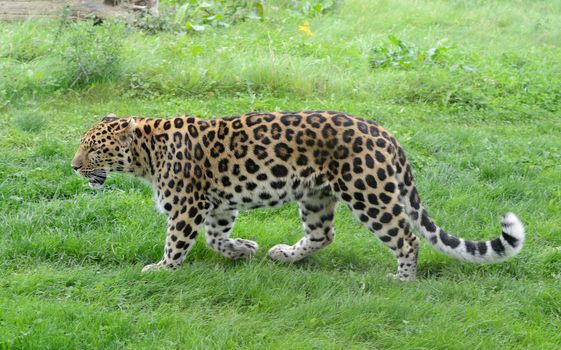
[71,111,525,281]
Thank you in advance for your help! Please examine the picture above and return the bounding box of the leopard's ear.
[102,113,118,122]
[115,117,137,146]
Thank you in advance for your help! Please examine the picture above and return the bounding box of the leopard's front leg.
[142,193,208,272]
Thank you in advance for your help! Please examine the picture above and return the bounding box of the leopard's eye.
[88,145,99,155]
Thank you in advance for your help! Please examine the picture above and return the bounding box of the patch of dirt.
[0,0,157,21]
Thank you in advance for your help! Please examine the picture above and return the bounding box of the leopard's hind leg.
[268,190,336,262]
[338,176,419,281]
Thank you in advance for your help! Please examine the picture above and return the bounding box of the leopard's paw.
[268,244,295,262]
[387,272,417,282]
[228,238,259,259]
[141,261,170,273]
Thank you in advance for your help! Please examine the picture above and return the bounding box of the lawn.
[1,0,561,348]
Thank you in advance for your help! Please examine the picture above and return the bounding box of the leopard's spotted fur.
[72,111,525,280]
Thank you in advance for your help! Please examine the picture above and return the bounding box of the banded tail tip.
[501,212,525,248]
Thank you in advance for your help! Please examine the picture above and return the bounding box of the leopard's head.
[71,114,136,188]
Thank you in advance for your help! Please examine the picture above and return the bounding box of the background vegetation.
[1,0,560,348]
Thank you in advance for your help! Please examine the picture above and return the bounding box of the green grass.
[1,0,561,348]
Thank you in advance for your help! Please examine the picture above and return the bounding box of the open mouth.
[87,170,107,188]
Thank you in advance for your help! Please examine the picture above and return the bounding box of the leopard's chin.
[88,180,104,189]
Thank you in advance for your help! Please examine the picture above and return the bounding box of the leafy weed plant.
[58,20,126,88]
[370,35,453,70]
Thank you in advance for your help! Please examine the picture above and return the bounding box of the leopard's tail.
[402,184,524,263]
[390,140,526,263]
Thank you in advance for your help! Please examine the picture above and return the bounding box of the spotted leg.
[205,209,259,259]
[268,191,336,262]
[339,178,419,281]
[142,195,208,272]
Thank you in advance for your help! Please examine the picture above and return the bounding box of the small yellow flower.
[298,21,313,36]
